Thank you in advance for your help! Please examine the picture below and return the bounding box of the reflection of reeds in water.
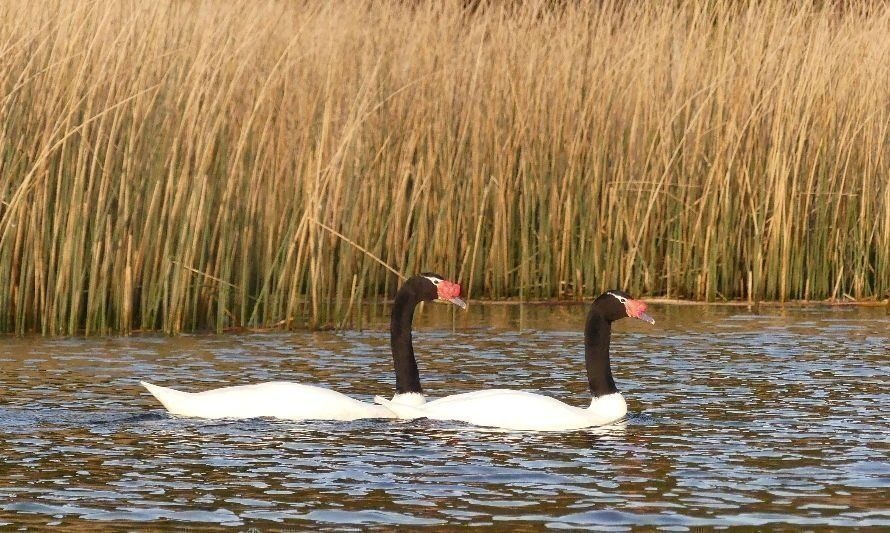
[0,1,887,333]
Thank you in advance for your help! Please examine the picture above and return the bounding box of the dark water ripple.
[0,304,887,529]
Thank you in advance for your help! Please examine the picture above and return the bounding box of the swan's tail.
[374,395,428,420]
[140,381,190,415]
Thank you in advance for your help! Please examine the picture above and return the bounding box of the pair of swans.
[141,274,654,431]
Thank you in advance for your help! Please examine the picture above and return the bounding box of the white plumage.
[141,381,396,421]
[375,390,627,431]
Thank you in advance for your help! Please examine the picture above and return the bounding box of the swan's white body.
[141,381,425,421]
[374,389,627,431]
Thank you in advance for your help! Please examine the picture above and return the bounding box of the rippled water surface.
[1,303,888,529]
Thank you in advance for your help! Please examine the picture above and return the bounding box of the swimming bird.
[375,290,653,431]
[140,274,466,421]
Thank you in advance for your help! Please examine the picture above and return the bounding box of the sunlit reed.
[0,0,887,333]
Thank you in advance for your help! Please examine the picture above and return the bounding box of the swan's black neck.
[391,284,423,394]
[584,305,618,397]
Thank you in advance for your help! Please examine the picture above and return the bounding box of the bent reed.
[0,0,887,333]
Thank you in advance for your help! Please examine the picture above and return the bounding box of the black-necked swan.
[374,290,654,431]
[140,273,467,421]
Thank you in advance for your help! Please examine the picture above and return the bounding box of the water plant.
[0,0,887,333]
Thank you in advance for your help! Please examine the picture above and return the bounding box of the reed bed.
[0,0,887,333]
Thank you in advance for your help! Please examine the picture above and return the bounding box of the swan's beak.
[637,311,655,325]
[625,298,654,324]
[436,280,467,309]
[440,296,468,309]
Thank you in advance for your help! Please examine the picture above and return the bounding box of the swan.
[140,273,467,421]
[375,290,654,431]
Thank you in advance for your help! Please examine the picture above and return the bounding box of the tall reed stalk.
[0,0,887,333]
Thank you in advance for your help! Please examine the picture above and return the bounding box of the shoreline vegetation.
[475,298,890,307]
[1,1,888,334]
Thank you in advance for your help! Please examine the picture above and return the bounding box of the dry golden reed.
[0,0,887,333]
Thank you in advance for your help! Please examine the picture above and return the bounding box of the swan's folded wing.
[142,381,395,421]
[374,395,428,420]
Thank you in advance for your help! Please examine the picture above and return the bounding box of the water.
[1,303,888,529]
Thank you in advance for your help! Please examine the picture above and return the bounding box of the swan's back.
[379,389,626,431]
[140,381,394,421]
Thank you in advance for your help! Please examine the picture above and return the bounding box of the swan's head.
[415,273,468,309]
[597,290,655,324]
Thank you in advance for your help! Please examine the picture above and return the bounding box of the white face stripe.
[607,291,628,304]
[423,275,443,285]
